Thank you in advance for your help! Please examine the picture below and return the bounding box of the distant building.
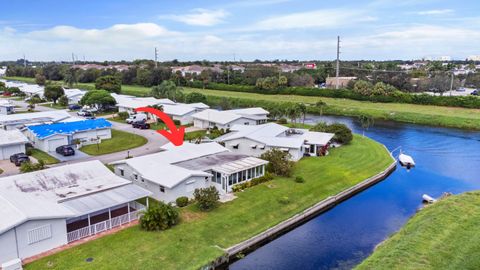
[71,64,131,72]
[325,76,357,88]
[192,108,269,130]
[467,55,480,61]
[304,63,317,69]
[171,65,223,76]
[0,100,15,115]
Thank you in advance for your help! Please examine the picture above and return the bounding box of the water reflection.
[231,115,480,270]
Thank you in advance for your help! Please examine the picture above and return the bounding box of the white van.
[126,113,147,124]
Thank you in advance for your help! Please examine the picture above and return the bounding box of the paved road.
[3,100,168,166]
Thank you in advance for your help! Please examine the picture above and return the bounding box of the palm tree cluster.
[268,103,308,125]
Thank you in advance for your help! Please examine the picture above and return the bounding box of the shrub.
[58,95,69,107]
[232,172,274,191]
[277,118,288,124]
[193,186,220,211]
[278,196,290,205]
[117,111,129,120]
[260,149,294,177]
[173,119,181,125]
[294,176,305,183]
[95,75,121,93]
[139,202,179,231]
[20,160,45,173]
[311,122,353,144]
[175,196,189,207]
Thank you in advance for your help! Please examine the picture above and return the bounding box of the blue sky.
[1,0,479,61]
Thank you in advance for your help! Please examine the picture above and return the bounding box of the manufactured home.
[191,108,268,130]
[0,129,29,160]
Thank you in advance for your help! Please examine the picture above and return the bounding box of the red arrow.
[136,107,185,146]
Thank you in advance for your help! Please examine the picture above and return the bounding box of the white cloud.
[416,9,454,15]
[248,9,376,31]
[159,8,229,26]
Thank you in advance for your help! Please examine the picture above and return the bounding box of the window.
[28,224,52,245]
[119,169,124,176]
[133,174,138,180]
[228,175,233,185]
[159,186,165,193]
[232,173,238,184]
[242,171,247,181]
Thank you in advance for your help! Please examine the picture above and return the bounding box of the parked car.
[471,90,479,96]
[77,110,94,117]
[56,145,75,156]
[126,113,147,124]
[84,115,96,120]
[68,104,82,110]
[9,153,30,166]
[132,121,150,129]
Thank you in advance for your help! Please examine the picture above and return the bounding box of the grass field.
[356,191,480,270]
[6,76,479,129]
[79,129,147,155]
[29,149,60,164]
[26,135,393,270]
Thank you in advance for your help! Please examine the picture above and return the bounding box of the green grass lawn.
[29,149,60,165]
[8,76,478,129]
[39,103,67,110]
[356,191,480,270]
[80,129,147,155]
[26,135,393,270]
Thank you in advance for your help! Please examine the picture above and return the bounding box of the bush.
[139,202,179,231]
[117,111,129,120]
[232,172,274,192]
[58,95,69,107]
[20,160,45,173]
[95,75,121,93]
[175,196,189,207]
[294,176,305,183]
[193,186,220,211]
[311,122,353,144]
[173,119,181,125]
[277,118,288,124]
[278,196,291,205]
[260,149,295,177]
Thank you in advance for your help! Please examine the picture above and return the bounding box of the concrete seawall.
[205,155,397,269]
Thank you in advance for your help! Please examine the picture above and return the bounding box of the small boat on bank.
[399,153,415,168]
[422,194,437,204]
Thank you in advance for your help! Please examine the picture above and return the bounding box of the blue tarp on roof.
[27,118,112,139]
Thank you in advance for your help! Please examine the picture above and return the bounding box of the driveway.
[48,149,90,162]
[0,156,38,178]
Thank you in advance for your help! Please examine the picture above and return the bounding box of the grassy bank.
[29,149,60,165]
[356,192,480,270]
[26,135,393,270]
[80,129,147,155]
[7,76,479,129]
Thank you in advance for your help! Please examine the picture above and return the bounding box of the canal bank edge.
[203,146,397,270]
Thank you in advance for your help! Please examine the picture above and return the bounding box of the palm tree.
[315,100,327,116]
[296,103,307,124]
[358,115,374,136]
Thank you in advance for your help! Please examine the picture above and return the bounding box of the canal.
[230,115,480,270]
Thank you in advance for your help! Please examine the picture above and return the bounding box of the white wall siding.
[223,138,303,161]
[0,229,18,264]
[0,144,25,160]
[73,128,112,145]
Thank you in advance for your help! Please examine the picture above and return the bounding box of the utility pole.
[335,36,341,89]
[23,54,26,68]
[449,71,454,96]
[72,53,76,65]
[154,47,158,68]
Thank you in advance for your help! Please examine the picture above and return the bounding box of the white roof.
[215,123,334,149]
[192,109,259,125]
[0,100,14,107]
[162,104,196,116]
[64,88,86,98]
[0,110,72,127]
[181,102,210,109]
[0,160,151,234]
[226,107,270,116]
[112,93,175,109]
[0,129,29,147]
[112,142,229,188]
[20,84,44,95]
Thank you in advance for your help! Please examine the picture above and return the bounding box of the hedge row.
[189,82,480,109]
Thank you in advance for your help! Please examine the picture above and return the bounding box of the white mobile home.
[215,123,335,161]
[0,161,151,265]
[0,100,15,115]
[192,108,268,130]
[24,119,112,152]
[0,110,74,130]
[63,88,86,104]
[0,129,29,159]
[111,142,268,202]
